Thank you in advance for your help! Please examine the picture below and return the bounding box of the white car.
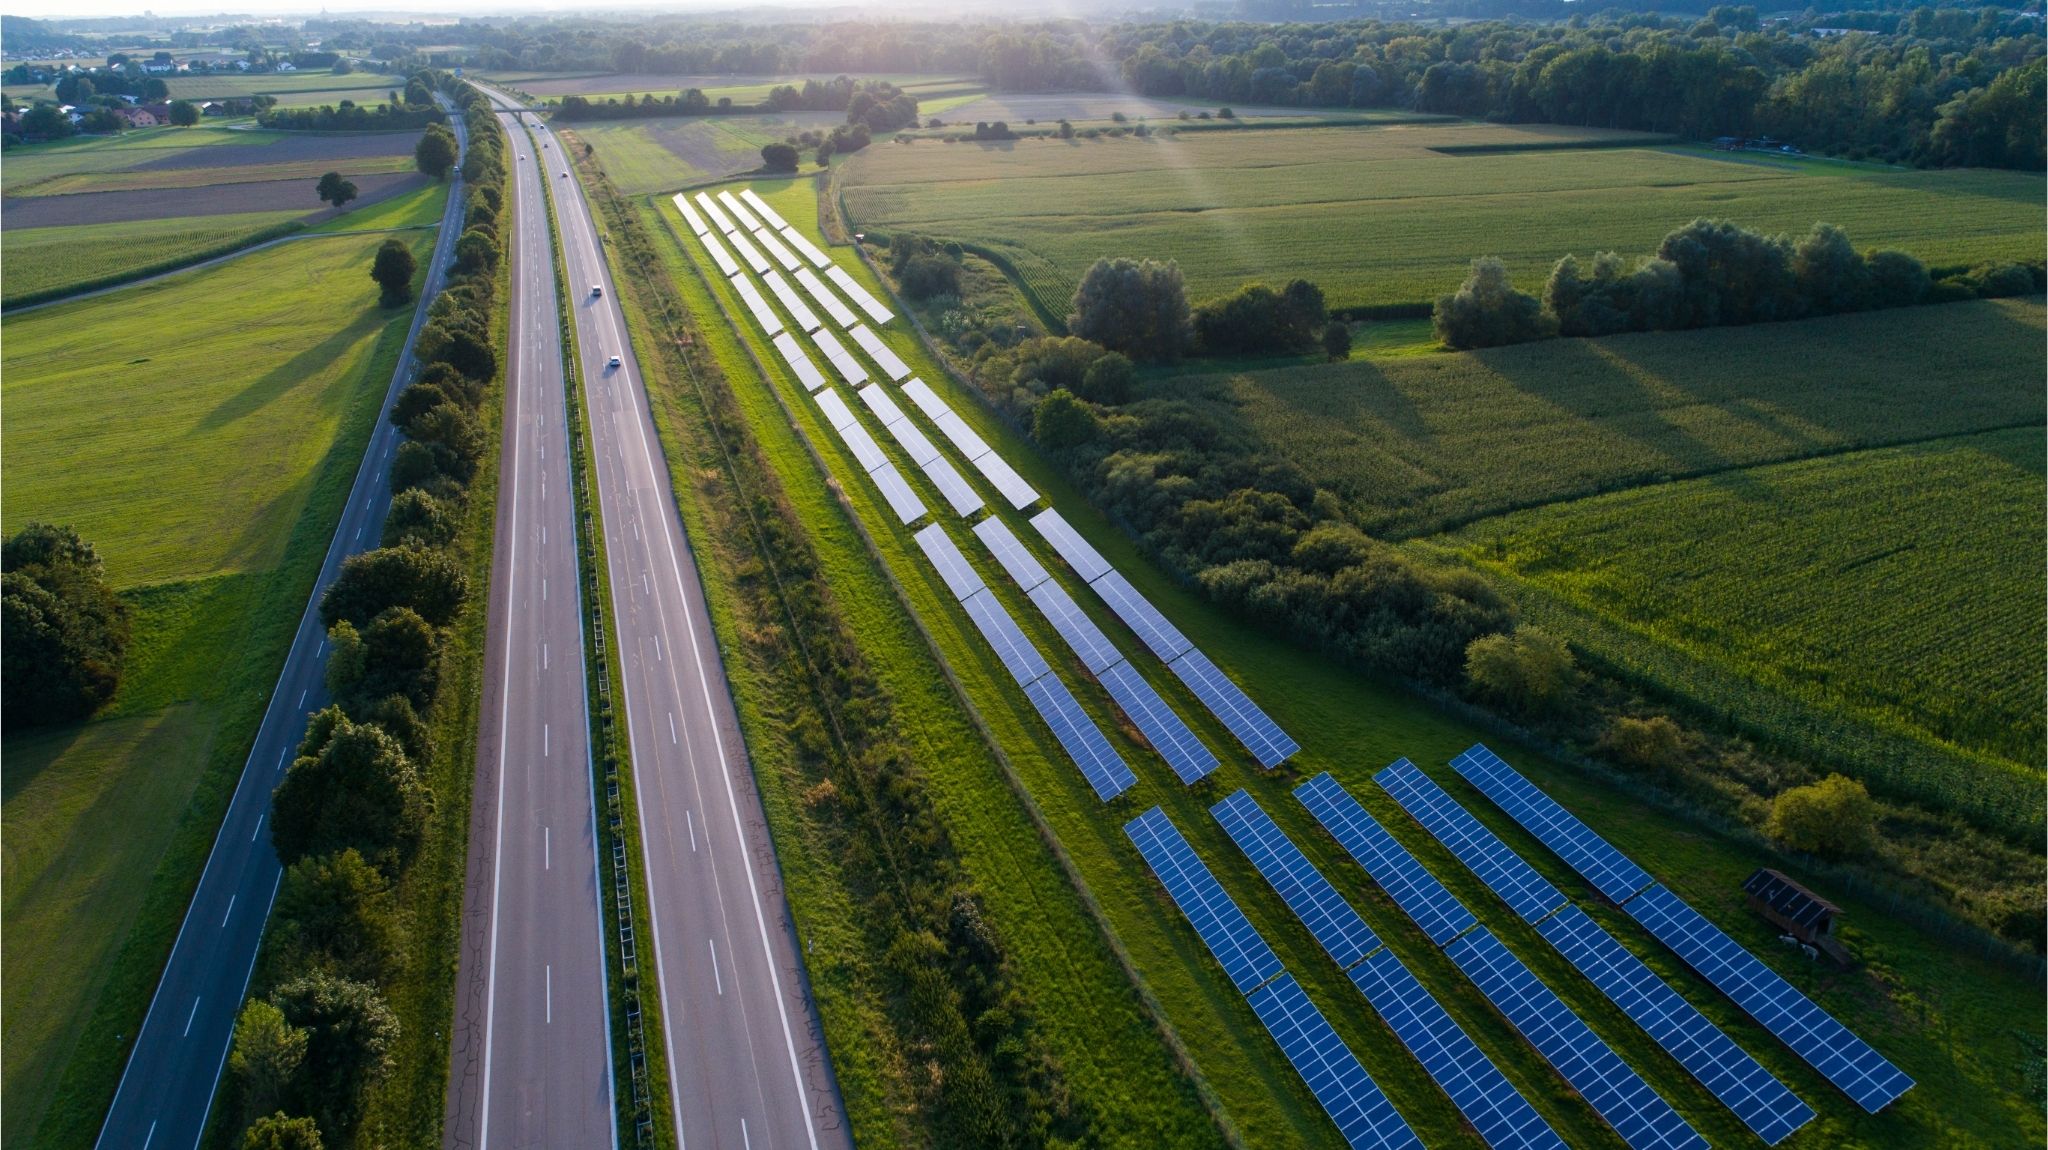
[592,284,603,297]
[607,355,622,369]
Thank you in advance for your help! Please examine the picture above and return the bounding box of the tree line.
[224,71,505,1150]
[1433,217,2046,349]
[553,75,917,138]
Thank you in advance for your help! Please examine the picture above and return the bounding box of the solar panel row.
[753,227,802,273]
[1170,647,1300,768]
[1023,675,1137,801]
[762,270,821,333]
[1025,581,1122,674]
[1092,570,1193,661]
[794,267,859,328]
[771,332,826,392]
[919,453,984,517]
[867,462,927,526]
[849,324,912,382]
[1295,773,1478,946]
[697,229,740,278]
[728,273,783,336]
[694,191,732,234]
[855,381,909,429]
[1454,744,1914,1113]
[867,395,942,466]
[826,264,894,324]
[672,193,708,236]
[738,186,787,230]
[1098,662,1217,784]
[1376,760,1815,1144]
[1449,928,1709,1150]
[913,525,983,602]
[813,387,858,432]
[1248,974,1423,1150]
[779,226,832,270]
[727,227,771,275]
[1124,807,1285,994]
[1029,508,1113,583]
[961,588,1052,687]
[809,329,868,386]
[1212,789,1382,968]
[716,189,759,231]
[971,517,1051,592]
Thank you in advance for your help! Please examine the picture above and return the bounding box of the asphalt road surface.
[441,108,616,1150]
[483,87,852,1150]
[94,109,471,1150]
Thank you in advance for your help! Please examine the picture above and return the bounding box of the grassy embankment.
[837,122,2045,314]
[712,171,2036,1147]
[1,225,441,1150]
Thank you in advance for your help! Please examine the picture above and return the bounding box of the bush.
[320,544,468,628]
[1603,714,1685,768]
[1032,389,1101,451]
[1321,322,1352,361]
[1079,351,1136,404]
[369,240,414,307]
[241,1113,323,1150]
[381,488,459,549]
[1192,278,1326,355]
[0,523,130,727]
[1069,256,1191,361]
[1434,257,1554,349]
[269,848,404,983]
[325,607,439,711]
[1766,774,1876,857]
[229,1001,307,1119]
[269,972,399,1139]
[270,710,430,871]
[760,141,799,171]
[1464,626,1577,716]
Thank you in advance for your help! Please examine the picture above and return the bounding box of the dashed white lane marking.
[142,1122,155,1150]
[221,895,235,927]
[545,826,551,870]
[546,964,552,1024]
[667,712,677,744]
[542,578,548,601]
[182,997,201,1037]
[653,636,661,662]
[252,813,265,842]
[709,939,723,995]
[687,810,696,853]
[641,573,649,596]
[544,724,550,757]
[296,690,306,709]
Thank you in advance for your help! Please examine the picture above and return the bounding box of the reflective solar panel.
[697,228,741,277]
[753,227,802,272]
[1124,807,1284,994]
[1211,789,1380,968]
[960,588,1051,687]
[917,452,984,517]
[932,410,995,463]
[1026,581,1122,674]
[849,324,913,381]
[1029,509,1112,583]
[913,524,983,602]
[969,449,1039,510]
[1295,773,1477,946]
[671,193,708,236]
[869,400,940,467]
[1625,884,1914,1113]
[779,225,831,269]
[1348,949,1567,1150]
[971,517,1052,592]
[793,267,859,328]
[812,387,859,433]
[1170,647,1300,768]
[726,227,771,275]
[867,462,926,525]
[728,273,783,336]
[809,329,868,386]
[1537,905,1815,1144]
[739,187,788,230]
[1247,974,1423,1150]
[1093,571,1192,661]
[855,382,909,429]
[1024,674,1136,801]
[771,331,827,392]
[826,264,894,324]
[900,377,949,422]
[694,192,733,233]
[1450,744,1653,904]
[762,270,821,332]
[834,418,890,474]
[715,189,760,231]
[1447,928,1707,1150]
[1099,662,1217,784]
[1375,759,1566,925]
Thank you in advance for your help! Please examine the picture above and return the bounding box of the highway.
[481,86,852,1149]
[441,108,616,1149]
[94,109,472,1150]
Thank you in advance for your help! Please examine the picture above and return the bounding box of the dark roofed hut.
[1744,868,1849,964]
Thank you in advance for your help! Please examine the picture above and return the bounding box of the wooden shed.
[1744,868,1849,962]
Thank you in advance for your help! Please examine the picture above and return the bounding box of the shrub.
[270,710,430,871]
[1434,257,1554,348]
[1603,714,1685,768]
[1321,322,1352,361]
[1766,774,1876,857]
[1464,626,1577,716]
[382,488,459,549]
[760,141,799,171]
[1032,389,1101,451]
[269,848,404,983]
[268,972,399,1139]
[1069,256,1191,361]
[1192,278,1326,355]
[229,1001,307,1119]
[241,1113,323,1150]
[1079,351,1136,404]
[320,544,468,628]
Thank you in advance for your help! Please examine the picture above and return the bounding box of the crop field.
[162,69,413,99]
[2,210,304,304]
[599,153,2043,1148]
[570,112,842,194]
[838,122,2045,311]
[0,226,435,1148]
[493,69,970,101]
[1442,427,2044,781]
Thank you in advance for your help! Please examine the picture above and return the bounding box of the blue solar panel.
[1026,581,1123,674]
[1625,884,1914,1113]
[1247,973,1423,1150]
[1295,774,1477,947]
[1169,647,1300,768]
[1537,905,1815,1144]
[1099,662,1217,784]
[1093,570,1193,661]
[1125,807,1284,994]
[1448,928,1708,1150]
[1028,508,1112,583]
[1024,674,1137,801]
[1376,759,1567,924]
[1210,789,1381,968]
[1450,744,1653,904]
[1349,949,1567,1150]
[971,516,1051,591]
[960,588,1051,688]
[912,524,983,603]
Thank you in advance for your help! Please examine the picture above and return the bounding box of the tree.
[414,123,457,181]
[369,239,415,307]
[760,141,798,171]
[1,523,130,727]
[270,710,430,869]
[270,848,403,982]
[269,972,399,1138]
[1767,775,1876,857]
[1069,256,1191,362]
[241,1114,323,1150]
[1321,321,1352,361]
[1464,626,1576,716]
[1191,279,1326,355]
[403,78,433,106]
[315,170,357,210]
[1434,257,1555,349]
[453,228,498,275]
[20,103,74,139]
[320,544,469,629]
[1079,351,1136,404]
[381,488,459,549]
[229,1001,308,1117]
[168,99,200,126]
[1032,389,1100,451]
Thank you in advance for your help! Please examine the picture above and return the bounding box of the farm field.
[837,121,2045,311]
[162,69,413,99]
[569,112,843,193]
[600,155,2043,1148]
[0,225,437,1149]
[1441,426,2044,788]
[490,69,971,101]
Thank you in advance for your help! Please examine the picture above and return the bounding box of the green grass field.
[0,226,437,1149]
[838,122,2045,311]
[3,210,305,304]
[615,165,2045,1148]
[0,123,273,189]
[569,114,831,195]
[162,70,411,100]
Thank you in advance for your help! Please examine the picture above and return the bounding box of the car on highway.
[592,285,603,297]
[607,355,622,370]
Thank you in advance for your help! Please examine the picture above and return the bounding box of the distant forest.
[459,7,2042,169]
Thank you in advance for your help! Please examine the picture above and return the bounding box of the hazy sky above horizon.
[8,0,848,20]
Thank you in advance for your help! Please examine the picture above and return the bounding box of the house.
[1742,868,1849,963]
[114,106,160,127]
[140,102,172,121]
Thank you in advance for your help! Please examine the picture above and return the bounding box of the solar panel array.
[753,227,802,272]
[854,381,909,430]
[867,396,942,466]
[1023,676,1136,801]
[1091,570,1192,661]
[1375,759,1815,1144]
[1213,789,1382,967]
[716,189,759,231]
[1097,663,1218,785]
[780,226,831,269]
[729,274,783,336]
[971,518,1051,591]
[793,267,858,328]
[1026,582,1122,674]
[918,453,984,517]
[726,227,771,275]
[1452,743,1915,1113]
[1168,647,1300,768]
[672,193,708,236]
[696,228,740,277]
[914,524,983,602]
[849,324,912,382]
[1126,807,1284,992]
[762,270,821,332]
[1249,975,1424,1150]
[1449,929,1709,1150]
[826,264,894,324]
[694,191,732,233]
[809,329,868,386]
[867,463,927,525]
[1296,774,1478,946]
[1028,509,1113,582]
[738,187,787,230]
[771,332,826,392]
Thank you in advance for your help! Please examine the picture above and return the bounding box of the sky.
[7,0,1013,18]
